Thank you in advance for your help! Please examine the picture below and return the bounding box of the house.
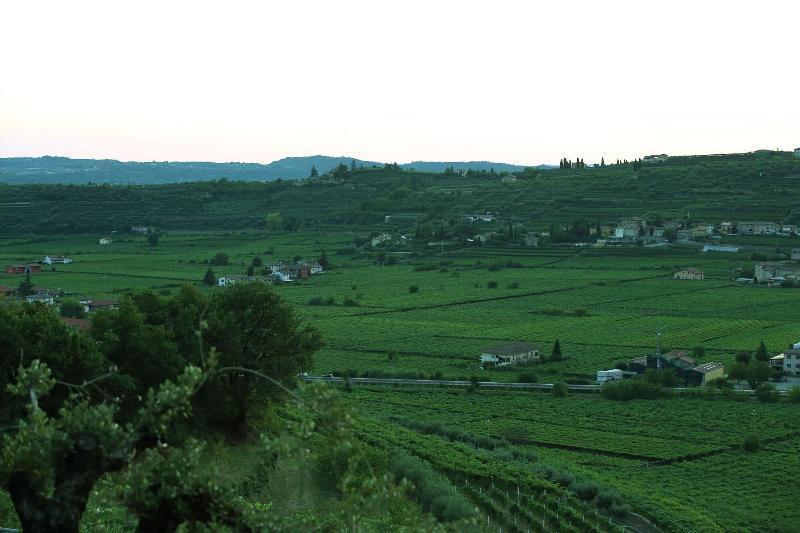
[674,268,704,280]
[218,274,248,287]
[480,342,540,366]
[676,229,692,242]
[663,350,696,369]
[691,224,714,238]
[524,235,539,247]
[270,261,321,282]
[754,262,800,283]
[643,226,665,238]
[619,217,644,231]
[614,226,638,239]
[642,154,668,163]
[5,264,42,275]
[130,226,150,234]
[703,244,739,253]
[25,292,55,305]
[371,233,392,247]
[769,354,784,370]
[42,255,73,265]
[501,175,517,183]
[60,317,90,330]
[99,238,112,245]
[596,369,623,383]
[598,224,615,238]
[792,248,800,261]
[80,299,117,313]
[718,222,736,234]
[462,213,496,223]
[689,362,725,385]
[738,221,779,235]
[782,347,800,376]
[780,225,798,235]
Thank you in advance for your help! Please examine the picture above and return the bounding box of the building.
[676,229,692,242]
[737,221,779,235]
[480,342,540,366]
[614,226,638,239]
[718,222,736,234]
[781,343,800,376]
[794,148,800,158]
[769,354,784,370]
[524,235,539,247]
[99,238,112,245]
[501,175,517,183]
[689,362,725,385]
[42,255,73,265]
[462,213,495,223]
[642,154,668,163]
[674,268,704,280]
[5,264,42,275]
[754,262,800,283]
[643,226,665,238]
[703,244,739,253]
[130,226,150,234]
[270,261,321,282]
[371,233,392,247]
[218,274,248,287]
[80,299,117,313]
[792,248,800,261]
[60,317,90,330]
[596,369,623,383]
[25,292,55,305]
[663,350,696,369]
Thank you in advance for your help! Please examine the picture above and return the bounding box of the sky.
[1,0,798,166]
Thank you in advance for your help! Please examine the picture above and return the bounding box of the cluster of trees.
[559,158,586,169]
[0,283,332,530]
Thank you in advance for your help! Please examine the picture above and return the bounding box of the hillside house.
[5,264,42,275]
[642,154,668,163]
[371,233,392,247]
[130,226,150,234]
[674,268,704,280]
[676,229,692,242]
[43,255,73,265]
[783,348,800,376]
[663,350,696,369]
[691,224,714,238]
[524,235,539,247]
[596,369,624,383]
[270,261,322,282]
[769,354,784,369]
[462,213,495,223]
[738,221,779,235]
[643,226,665,238]
[614,226,638,239]
[80,299,117,313]
[501,175,517,183]
[480,342,540,366]
[99,238,112,245]
[25,292,55,305]
[754,262,800,283]
[718,222,736,234]
[780,225,798,235]
[689,362,725,385]
[218,274,248,287]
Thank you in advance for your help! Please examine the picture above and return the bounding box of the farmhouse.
[524,235,539,247]
[718,222,735,234]
[754,262,800,283]
[99,238,112,245]
[501,175,517,183]
[688,362,725,385]
[663,350,696,369]
[218,274,248,287]
[80,299,117,313]
[130,226,150,234]
[676,229,692,242]
[371,233,392,247]
[674,268,704,280]
[462,213,495,223]
[25,292,55,305]
[642,154,668,163]
[42,255,73,265]
[596,369,623,383]
[5,264,42,275]
[480,342,539,366]
[269,261,323,282]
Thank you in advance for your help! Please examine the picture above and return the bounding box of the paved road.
[299,375,773,395]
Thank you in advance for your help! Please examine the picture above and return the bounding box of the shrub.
[755,382,778,403]
[517,372,538,383]
[552,381,569,397]
[743,435,761,452]
[570,480,600,502]
[507,281,520,289]
[211,252,230,266]
[573,308,588,317]
[343,297,359,307]
[409,285,419,293]
[788,386,800,403]
[487,281,498,289]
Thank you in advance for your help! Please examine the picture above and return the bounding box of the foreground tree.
[202,267,216,285]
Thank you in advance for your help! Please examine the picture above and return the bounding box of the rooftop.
[482,341,538,356]
[693,362,724,373]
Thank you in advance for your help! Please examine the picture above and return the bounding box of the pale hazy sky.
[1,0,798,165]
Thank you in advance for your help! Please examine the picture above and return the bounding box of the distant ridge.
[0,155,547,185]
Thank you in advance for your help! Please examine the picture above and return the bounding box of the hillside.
[1,151,798,235]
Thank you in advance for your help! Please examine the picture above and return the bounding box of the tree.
[211,252,230,266]
[59,300,86,319]
[742,435,761,452]
[755,340,769,362]
[147,232,160,247]
[318,250,329,269]
[600,157,605,167]
[735,351,752,364]
[755,382,778,403]
[552,381,569,397]
[203,267,216,286]
[745,361,773,389]
[198,283,323,436]
[18,272,34,297]
[551,339,562,361]
[309,165,318,178]
[251,256,263,267]
[264,212,284,231]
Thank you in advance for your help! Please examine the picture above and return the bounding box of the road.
[299,375,777,395]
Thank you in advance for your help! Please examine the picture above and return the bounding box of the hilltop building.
[5,264,42,275]
[674,268,704,280]
[754,262,800,283]
[99,238,112,245]
[642,154,668,163]
[218,274,248,287]
[43,255,73,265]
[794,148,800,158]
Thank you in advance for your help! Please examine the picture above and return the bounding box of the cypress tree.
[551,339,562,360]
[755,340,769,362]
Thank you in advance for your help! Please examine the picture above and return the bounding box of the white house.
[674,268,704,280]
[480,342,539,366]
[130,226,150,234]
[596,369,623,383]
[42,255,73,265]
[25,292,55,305]
[99,238,112,245]
[462,214,496,223]
[501,175,517,183]
[614,226,638,239]
[217,274,247,287]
